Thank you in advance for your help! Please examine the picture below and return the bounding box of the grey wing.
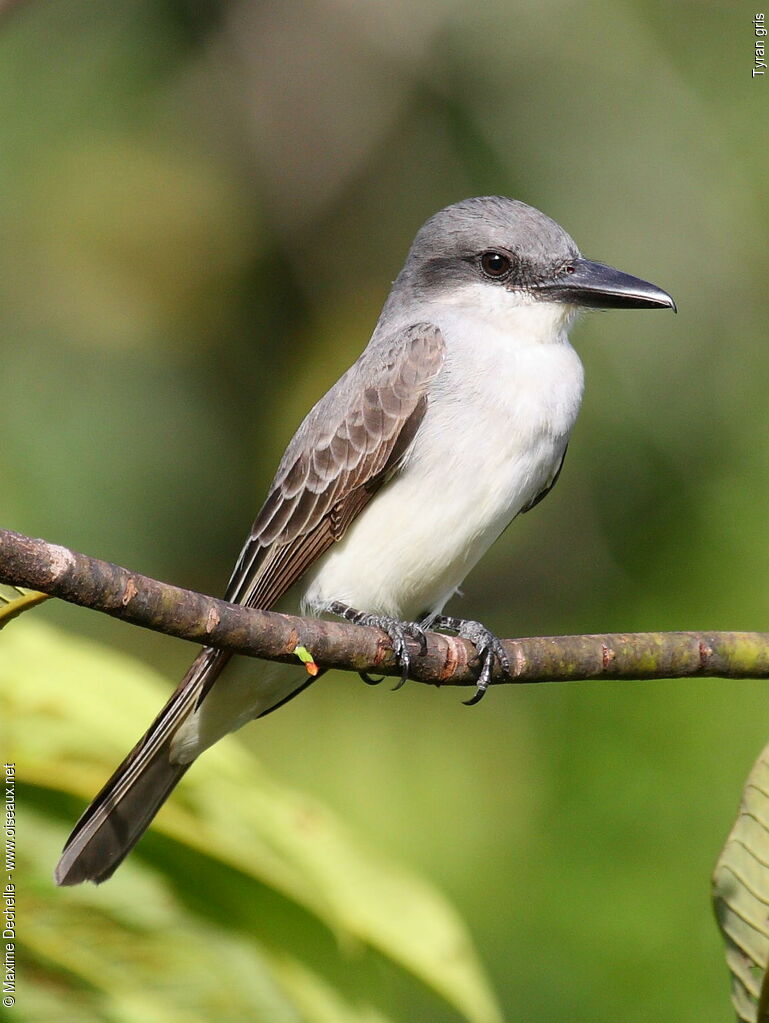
[224,322,446,609]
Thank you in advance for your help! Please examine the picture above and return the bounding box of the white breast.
[302,300,585,620]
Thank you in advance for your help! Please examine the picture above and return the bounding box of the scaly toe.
[462,642,496,705]
[388,626,412,689]
[432,616,509,705]
[405,622,428,656]
[489,635,510,676]
[328,603,426,690]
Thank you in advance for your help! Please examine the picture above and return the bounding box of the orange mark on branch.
[511,644,526,678]
[293,644,319,676]
[440,637,460,681]
[699,639,713,669]
[601,643,616,670]
[121,578,138,605]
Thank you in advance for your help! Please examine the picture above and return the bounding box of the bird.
[55,196,675,885]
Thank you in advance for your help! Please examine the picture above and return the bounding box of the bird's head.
[397,196,676,321]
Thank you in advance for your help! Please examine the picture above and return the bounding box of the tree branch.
[1,527,768,689]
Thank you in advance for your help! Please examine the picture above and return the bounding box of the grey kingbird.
[55,196,675,885]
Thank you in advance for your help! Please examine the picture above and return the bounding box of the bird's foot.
[329,601,428,689]
[431,615,510,705]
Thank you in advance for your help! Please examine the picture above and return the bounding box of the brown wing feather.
[224,323,445,608]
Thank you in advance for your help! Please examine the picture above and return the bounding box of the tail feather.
[55,742,190,885]
[55,646,230,886]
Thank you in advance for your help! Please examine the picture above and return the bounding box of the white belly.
[302,306,585,620]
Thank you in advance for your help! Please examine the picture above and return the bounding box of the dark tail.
[55,646,230,886]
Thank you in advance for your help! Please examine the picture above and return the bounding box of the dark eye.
[480,251,512,279]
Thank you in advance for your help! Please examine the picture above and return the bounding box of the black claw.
[463,686,488,707]
[359,671,385,686]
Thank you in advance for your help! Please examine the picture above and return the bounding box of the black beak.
[536,257,676,311]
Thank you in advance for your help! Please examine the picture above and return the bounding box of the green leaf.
[2,618,503,1023]
[267,956,394,1023]
[713,741,769,1023]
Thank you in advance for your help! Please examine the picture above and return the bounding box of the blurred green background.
[1,0,768,1020]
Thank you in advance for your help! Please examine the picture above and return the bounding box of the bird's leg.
[328,601,428,689]
[431,615,510,705]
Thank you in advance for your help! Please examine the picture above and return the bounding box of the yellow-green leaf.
[2,618,503,1023]
[713,741,769,1023]
[0,584,50,629]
